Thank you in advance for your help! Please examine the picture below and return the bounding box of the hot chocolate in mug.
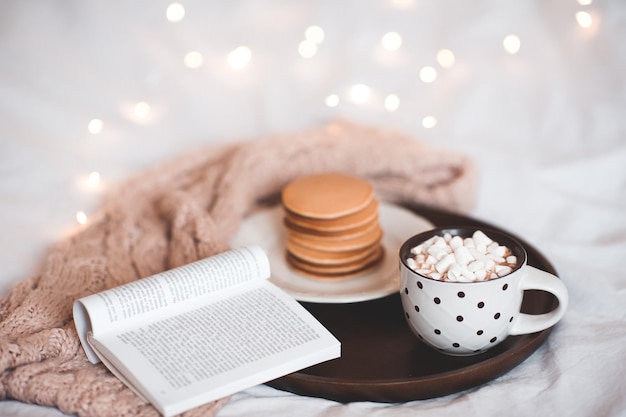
[399,227,568,356]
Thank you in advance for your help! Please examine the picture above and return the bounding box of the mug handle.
[509,266,569,336]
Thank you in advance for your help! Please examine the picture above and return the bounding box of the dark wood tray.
[267,202,560,402]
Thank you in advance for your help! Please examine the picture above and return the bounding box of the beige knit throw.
[0,120,477,417]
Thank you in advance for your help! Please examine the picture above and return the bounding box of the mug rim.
[399,226,527,284]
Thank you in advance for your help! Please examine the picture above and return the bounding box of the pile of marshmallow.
[405,230,518,282]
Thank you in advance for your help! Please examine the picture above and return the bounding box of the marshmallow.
[472,230,492,247]
[410,245,424,256]
[495,265,513,277]
[474,269,487,281]
[454,245,472,265]
[406,257,418,270]
[449,235,464,250]
[486,253,506,263]
[468,247,491,264]
[463,237,475,248]
[435,253,456,273]
[468,260,485,272]
[487,243,508,257]
[427,245,447,261]
[407,229,518,282]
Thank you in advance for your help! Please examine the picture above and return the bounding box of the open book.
[73,246,340,417]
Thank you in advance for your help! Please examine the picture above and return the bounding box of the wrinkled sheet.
[1,1,625,416]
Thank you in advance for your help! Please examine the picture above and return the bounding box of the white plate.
[230,202,434,303]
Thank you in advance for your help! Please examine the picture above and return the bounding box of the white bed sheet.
[1,1,625,416]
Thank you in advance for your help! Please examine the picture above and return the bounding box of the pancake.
[281,172,385,280]
[286,238,382,265]
[281,172,374,219]
[284,198,379,232]
[286,247,385,280]
[284,216,379,240]
[287,224,383,252]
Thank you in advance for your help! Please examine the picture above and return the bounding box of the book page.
[74,245,270,363]
[88,280,340,417]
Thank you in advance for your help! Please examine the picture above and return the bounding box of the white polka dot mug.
[399,227,569,356]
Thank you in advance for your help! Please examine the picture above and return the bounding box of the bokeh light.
[325,94,339,107]
[381,32,403,51]
[298,41,318,58]
[305,25,325,44]
[166,3,185,22]
[350,84,371,104]
[228,46,252,69]
[422,116,437,129]
[76,211,88,225]
[133,101,151,119]
[576,11,593,28]
[419,66,437,83]
[503,34,521,55]
[87,118,103,134]
[384,94,400,112]
[184,51,204,69]
[436,49,455,68]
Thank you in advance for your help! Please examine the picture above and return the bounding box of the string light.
[184,51,204,69]
[325,94,339,107]
[436,49,455,68]
[166,3,185,22]
[61,1,608,243]
[299,25,324,58]
[349,84,371,104]
[133,101,151,119]
[86,171,101,188]
[298,40,318,58]
[503,34,521,55]
[384,94,400,112]
[76,211,88,225]
[87,118,103,134]
[305,25,325,44]
[381,32,403,51]
[228,46,252,69]
[576,11,593,28]
[419,66,437,83]
[422,116,437,129]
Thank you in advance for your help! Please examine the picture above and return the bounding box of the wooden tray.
[266,202,560,402]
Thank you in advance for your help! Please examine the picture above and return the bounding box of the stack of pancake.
[281,172,385,280]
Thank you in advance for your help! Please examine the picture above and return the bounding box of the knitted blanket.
[0,120,478,417]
